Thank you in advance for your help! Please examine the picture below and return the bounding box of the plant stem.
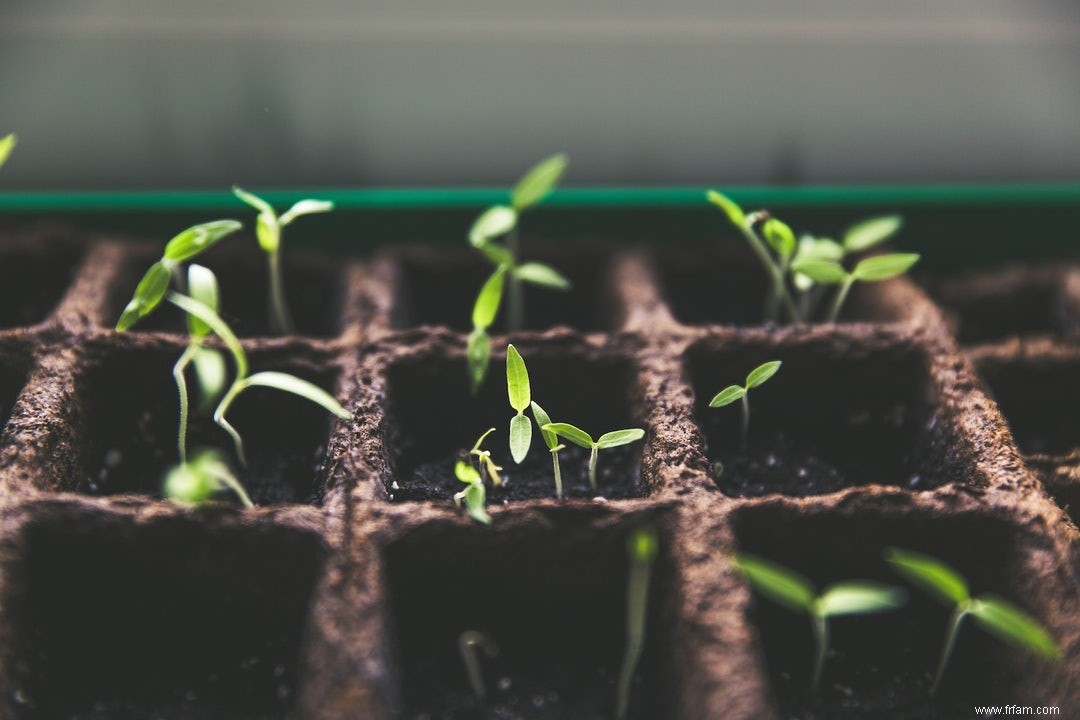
[458,631,496,701]
[588,445,599,491]
[216,470,255,508]
[738,222,800,323]
[214,382,248,467]
[615,540,654,720]
[173,345,199,464]
[552,449,563,499]
[268,249,295,335]
[740,393,750,450]
[811,612,829,691]
[507,227,524,332]
[932,606,969,695]
[828,276,856,323]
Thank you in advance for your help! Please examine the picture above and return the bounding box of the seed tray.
[0,224,1074,719]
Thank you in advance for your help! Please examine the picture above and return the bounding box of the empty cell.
[0,239,84,328]
[733,506,1055,718]
[384,514,677,719]
[74,343,341,505]
[382,345,645,503]
[686,336,956,497]
[3,511,324,719]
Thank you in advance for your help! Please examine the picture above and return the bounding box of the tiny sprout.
[792,253,920,323]
[615,525,658,720]
[0,133,16,170]
[735,553,906,691]
[458,630,498,701]
[530,401,566,499]
[505,344,533,464]
[233,187,334,335]
[541,423,645,492]
[454,461,491,525]
[885,548,1060,693]
[164,448,253,508]
[469,428,504,487]
[709,360,781,450]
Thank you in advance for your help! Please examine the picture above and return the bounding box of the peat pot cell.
[686,338,953,497]
[383,348,644,503]
[656,244,909,328]
[384,515,677,719]
[0,240,84,328]
[109,245,344,338]
[389,248,617,332]
[733,506,1053,718]
[4,511,325,719]
[974,354,1080,458]
[0,348,30,437]
[75,346,339,505]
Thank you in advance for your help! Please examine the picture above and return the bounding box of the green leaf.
[542,422,594,449]
[164,460,217,505]
[706,190,746,226]
[817,582,907,617]
[512,154,568,210]
[885,548,969,606]
[472,267,506,330]
[970,596,1060,660]
[255,212,280,253]
[514,262,571,290]
[192,347,227,410]
[0,133,16,169]
[790,259,848,284]
[117,261,172,331]
[745,360,782,389]
[280,199,334,226]
[844,215,903,253]
[763,218,796,258]
[596,428,645,449]
[795,236,844,264]
[476,242,514,267]
[628,526,659,564]
[852,253,920,282]
[232,186,274,216]
[186,264,219,338]
[455,460,482,484]
[530,401,558,450]
[709,385,746,408]
[469,205,517,247]
[509,413,533,464]
[164,220,243,262]
[467,328,491,395]
[734,553,815,613]
[505,344,531,412]
[462,481,491,524]
[239,371,351,420]
[166,292,248,379]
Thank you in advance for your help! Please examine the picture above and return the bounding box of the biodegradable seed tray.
[0,224,1075,720]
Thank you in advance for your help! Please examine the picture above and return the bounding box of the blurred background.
[2,0,1080,190]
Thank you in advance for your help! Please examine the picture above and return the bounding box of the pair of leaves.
[709,360,781,408]
[792,253,920,285]
[541,423,645,451]
[454,460,491,525]
[507,345,532,463]
[0,133,15,170]
[467,153,568,247]
[469,428,504,486]
[233,186,333,254]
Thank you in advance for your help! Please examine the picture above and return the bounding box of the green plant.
[458,630,498,700]
[468,428,503,487]
[0,133,15,170]
[709,360,781,449]
[885,547,1060,693]
[454,460,491,525]
[505,344,533,464]
[615,525,658,720]
[467,266,506,394]
[529,401,566,499]
[735,553,906,690]
[233,187,334,335]
[163,448,253,508]
[792,252,920,323]
[541,423,645,492]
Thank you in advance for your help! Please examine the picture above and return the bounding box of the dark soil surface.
[0,238,84,328]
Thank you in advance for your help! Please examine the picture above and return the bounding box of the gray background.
[2,1,1079,189]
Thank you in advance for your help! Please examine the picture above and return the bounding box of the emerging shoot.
[709,360,781,449]
[885,548,1060,693]
[792,252,920,323]
[469,428,504,487]
[458,630,498,701]
[454,461,491,525]
[735,553,906,690]
[615,525,658,720]
[530,401,566,499]
[233,187,334,335]
[505,344,533,464]
[164,448,253,508]
[0,133,16,171]
[468,266,506,395]
[541,422,645,492]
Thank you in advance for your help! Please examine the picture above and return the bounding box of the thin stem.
[552,449,563,499]
[215,469,255,508]
[932,606,969,695]
[740,393,750,450]
[507,227,524,332]
[268,249,295,335]
[738,222,800,323]
[588,444,599,491]
[828,276,856,323]
[811,612,829,691]
[173,345,199,464]
[615,544,654,720]
[458,631,497,701]
[214,382,248,467]
[765,255,793,323]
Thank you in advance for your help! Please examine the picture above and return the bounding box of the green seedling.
[735,553,906,690]
[466,155,570,389]
[885,548,1060,693]
[792,252,920,323]
[709,360,781,450]
[164,448,253,508]
[458,630,498,700]
[615,525,658,720]
[541,423,645,492]
[454,461,491,525]
[469,428,504,487]
[233,187,334,335]
[530,401,566,499]
[506,344,533,464]
[0,133,16,170]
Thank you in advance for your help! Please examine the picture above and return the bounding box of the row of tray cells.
[0,502,1062,719]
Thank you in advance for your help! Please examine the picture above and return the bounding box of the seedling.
[615,525,658,720]
[541,423,645,492]
[233,187,334,335]
[469,428,504,487]
[458,630,498,700]
[0,133,15,170]
[163,448,253,508]
[734,553,906,690]
[505,344,533,464]
[709,360,781,449]
[454,461,491,525]
[885,547,1060,693]
[467,266,506,394]
[530,401,566,499]
[792,252,920,323]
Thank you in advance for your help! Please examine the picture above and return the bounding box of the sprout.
[233,187,334,335]
[453,461,491,525]
[615,525,658,720]
[505,344,533,464]
[530,401,566,499]
[792,253,920,323]
[541,423,645,492]
[458,630,498,701]
[469,428,504,487]
[0,133,16,170]
[709,360,781,450]
[164,448,253,508]
[885,548,1060,693]
[467,266,506,395]
[735,553,906,690]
